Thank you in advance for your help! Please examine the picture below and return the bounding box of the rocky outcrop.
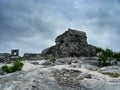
[41,28,96,58]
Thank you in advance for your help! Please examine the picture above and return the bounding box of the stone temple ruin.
[11,49,19,61]
[41,28,97,58]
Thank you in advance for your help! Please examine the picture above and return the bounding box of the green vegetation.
[1,57,24,74]
[113,52,120,61]
[102,72,120,78]
[50,57,56,65]
[1,65,10,73]
[96,47,120,66]
[96,47,104,54]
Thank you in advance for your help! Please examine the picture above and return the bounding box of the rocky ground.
[0,57,120,90]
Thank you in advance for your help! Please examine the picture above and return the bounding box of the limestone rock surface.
[0,58,120,90]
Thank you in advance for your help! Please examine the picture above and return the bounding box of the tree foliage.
[96,47,119,66]
[113,52,120,61]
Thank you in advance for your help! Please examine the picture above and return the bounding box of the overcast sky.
[0,0,120,55]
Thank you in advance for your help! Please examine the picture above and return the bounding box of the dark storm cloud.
[0,0,120,54]
[0,0,54,39]
[0,0,57,54]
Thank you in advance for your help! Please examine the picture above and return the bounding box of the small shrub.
[102,72,120,78]
[1,57,24,74]
[1,65,10,73]
[97,48,114,66]
[50,57,56,65]
[11,57,23,72]
[109,73,120,78]
[97,47,120,66]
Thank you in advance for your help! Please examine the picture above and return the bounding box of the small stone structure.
[11,49,19,56]
[41,28,97,58]
[10,49,19,61]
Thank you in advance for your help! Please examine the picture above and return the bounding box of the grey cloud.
[0,0,120,55]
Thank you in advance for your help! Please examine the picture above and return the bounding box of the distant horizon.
[0,49,42,56]
[1,46,120,56]
[0,0,120,55]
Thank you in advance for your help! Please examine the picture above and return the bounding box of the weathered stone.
[40,60,52,66]
[23,53,43,60]
[41,46,57,58]
[0,53,10,62]
[41,28,96,58]
[99,66,120,74]
[0,58,120,90]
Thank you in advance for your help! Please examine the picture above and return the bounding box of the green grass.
[102,72,120,78]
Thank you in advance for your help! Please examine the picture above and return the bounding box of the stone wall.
[0,53,10,62]
[23,53,43,60]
